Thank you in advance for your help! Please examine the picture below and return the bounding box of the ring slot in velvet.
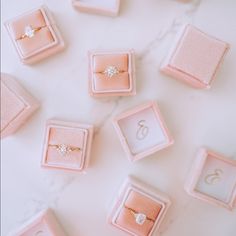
[115,190,162,236]
[1,82,26,131]
[9,9,55,57]
[93,53,128,72]
[93,72,130,91]
[46,127,86,169]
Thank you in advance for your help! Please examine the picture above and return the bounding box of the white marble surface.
[1,0,236,235]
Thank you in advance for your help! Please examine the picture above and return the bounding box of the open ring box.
[88,50,136,97]
[113,101,174,162]
[9,208,66,236]
[42,120,94,172]
[161,24,229,89]
[4,5,65,65]
[72,0,120,17]
[1,73,39,139]
[108,176,171,236]
[185,148,236,210]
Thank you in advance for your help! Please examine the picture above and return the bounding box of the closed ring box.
[88,50,136,97]
[5,5,65,65]
[113,101,174,162]
[1,73,39,139]
[161,24,229,89]
[185,148,236,210]
[42,120,94,172]
[108,176,171,236]
[72,0,120,17]
[9,208,66,236]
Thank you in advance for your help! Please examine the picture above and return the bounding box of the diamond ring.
[17,25,45,40]
[125,206,154,225]
[49,144,81,157]
[102,66,122,78]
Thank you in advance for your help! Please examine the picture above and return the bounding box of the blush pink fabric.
[11,209,66,236]
[170,25,228,84]
[185,148,236,210]
[92,53,130,91]
[1,82,26,132]
[115,190,162,236]
[93,54,128,72]
[21,219,51,236]
[93,73,130,91]
[161,25,229,88]
[5,6,65,64]
[71,0,120,17]
[9,9,54,57]
[1,73,39,138]
[46,127,86,169]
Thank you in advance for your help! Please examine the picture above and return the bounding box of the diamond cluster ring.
[125,206,154,225]
[49,144,81,157]
[102,65,124,78]
[17,25,45,40]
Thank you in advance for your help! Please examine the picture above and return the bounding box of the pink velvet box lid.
[108,176,171,236]
[72,0,120,17]
[42,120,94,172]
[161,24,229,89]
[113,101,174,162]
[1,73,39,139]
[5,5,65,65]
[88,50,136,97]
[185,148,236,210]
[9,208,66,236]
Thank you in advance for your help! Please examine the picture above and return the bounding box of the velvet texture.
[115,190,162,236]
[9,9,55,57]
[92,53,130,91]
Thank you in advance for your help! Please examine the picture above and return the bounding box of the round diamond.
[57,144,71,156]
[104,66,119,78]
[135,213,147,225]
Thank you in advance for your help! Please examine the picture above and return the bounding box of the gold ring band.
[124,206,154,225]
[102,66,125,78]
[49,144,81,157]
[17,25,46,40]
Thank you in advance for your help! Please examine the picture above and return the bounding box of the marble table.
[1,0,236,235]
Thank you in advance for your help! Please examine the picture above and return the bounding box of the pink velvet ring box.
[113,101,174,162]
[108,176,171,236]
[9,208,66,236]
[185,148,236,210]
[1,73,39,139]
[42,120,94,172]
[5,5,65,65]
[161,24,229,89]
[88,50,136,97]
[72,0,120,17]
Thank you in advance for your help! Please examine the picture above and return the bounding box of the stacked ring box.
[185,148,236,210]
[113,101,174,162]
[88,50,136,97]
[108,176,171,236]
[161,24,229,89]
[1,73,39,139]
[9,208,66,236]
[4,5,65,64]
[42,120,94,172]
[72,0,120,17]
